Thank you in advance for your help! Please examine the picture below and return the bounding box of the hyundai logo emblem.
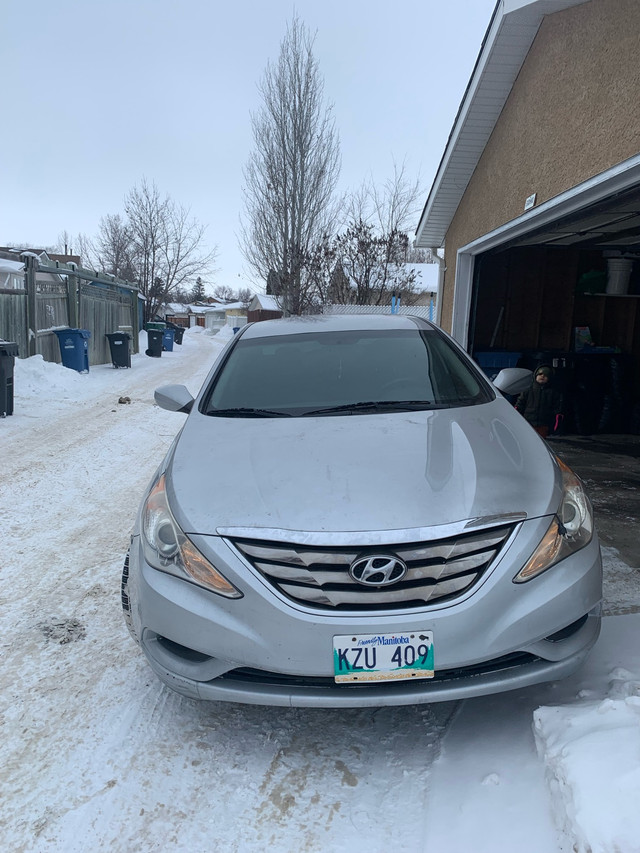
[349,554,408,587]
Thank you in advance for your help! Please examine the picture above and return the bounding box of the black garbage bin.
[106,332,131,368]
[145,329,163,358]
[0,340,18,417]
[172,327,185,345]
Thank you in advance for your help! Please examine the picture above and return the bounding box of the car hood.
[166,399,560,536]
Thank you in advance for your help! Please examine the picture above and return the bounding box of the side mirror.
[492,367,532,396]
[154,384,194,413]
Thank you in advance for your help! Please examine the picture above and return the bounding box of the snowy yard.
[1,328,640,853]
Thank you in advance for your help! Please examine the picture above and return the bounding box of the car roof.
[240,313,433,339]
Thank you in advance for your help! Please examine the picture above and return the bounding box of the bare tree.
[124,180,168,320]
[213,284,235,301]
[327,220,420,306]
[368,161,423,237]
[313,162,426,307]
[55,230,74,255]
[344,162,423,239]
[94,214,136,280]
[125,179,217,321]
[74,232,98,269]
[407,246,434,264]
[236,287,253,310]
[54,230,96,266]
[240,16,340,315]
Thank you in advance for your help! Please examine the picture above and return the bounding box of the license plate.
[333,631,434,683]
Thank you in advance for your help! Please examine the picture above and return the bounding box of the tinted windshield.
[202,328,492,416]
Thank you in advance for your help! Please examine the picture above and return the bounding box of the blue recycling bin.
[54,329,91,373]
[162,329,175,351]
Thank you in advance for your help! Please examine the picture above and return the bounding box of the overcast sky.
[2,0,496,292]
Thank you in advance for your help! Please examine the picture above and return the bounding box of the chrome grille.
[230,525,514,611]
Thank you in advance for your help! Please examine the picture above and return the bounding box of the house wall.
[247,309,283,323]
[440,0,640,331]
[165,314,189,328]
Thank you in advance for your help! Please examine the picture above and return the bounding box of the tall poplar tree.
[240,17,340,315]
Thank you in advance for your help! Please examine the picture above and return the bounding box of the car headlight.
[514,457,594,583]
[141,473,242,598]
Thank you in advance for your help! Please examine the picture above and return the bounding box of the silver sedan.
[122,314,602,706]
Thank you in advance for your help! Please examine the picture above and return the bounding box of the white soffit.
[415,0,589,249]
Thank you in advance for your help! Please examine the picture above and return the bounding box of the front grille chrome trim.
[229,523,516,612]
[217,515,526,547]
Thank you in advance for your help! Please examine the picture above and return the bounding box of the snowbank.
[14,353,86,399]
[534,667,640,852]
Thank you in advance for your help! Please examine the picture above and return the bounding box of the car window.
[202,329,492,416]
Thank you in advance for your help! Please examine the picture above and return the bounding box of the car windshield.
[202,328,492,417]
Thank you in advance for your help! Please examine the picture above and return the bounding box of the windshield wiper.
[301,400,436,416]
[206,407,292,418]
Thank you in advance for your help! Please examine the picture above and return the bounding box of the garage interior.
[469,184,640,435]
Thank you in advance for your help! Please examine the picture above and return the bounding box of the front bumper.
[124,517,603,708]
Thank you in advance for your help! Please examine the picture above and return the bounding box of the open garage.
[469,181,640,435]
[415,0,640,438]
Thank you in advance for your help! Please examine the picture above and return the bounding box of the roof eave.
[414,0,589,249]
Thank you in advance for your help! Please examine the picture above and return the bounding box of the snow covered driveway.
[2,328,639,853]
[0,332,454,852]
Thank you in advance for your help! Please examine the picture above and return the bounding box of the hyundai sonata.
[121,314,602,706]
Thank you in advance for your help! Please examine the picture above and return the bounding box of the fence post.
[129,287,139,354]
[24,254,37,357]
[67,274,79,328]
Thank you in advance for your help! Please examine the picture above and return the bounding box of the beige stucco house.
[415,0,640,429]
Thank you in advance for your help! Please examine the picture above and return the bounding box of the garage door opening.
[468,184,640,435]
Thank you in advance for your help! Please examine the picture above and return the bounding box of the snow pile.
[14,353,86,399]
[534,667,640,852]
[210,324,235,340]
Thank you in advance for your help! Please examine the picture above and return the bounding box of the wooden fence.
[0,252,139,364]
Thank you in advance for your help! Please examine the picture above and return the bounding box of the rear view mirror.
[492,367,532,395]
[154,384,194,413]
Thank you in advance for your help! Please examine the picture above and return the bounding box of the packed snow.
[1,327,639,853]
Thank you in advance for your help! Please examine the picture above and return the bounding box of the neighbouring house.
[0,257,25,291]
[247,293,283,323]
[414,0,640,434]
[164,303,191,328]
[47,252,83,267]
[164,300,231,329]
[203,301,248,334]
